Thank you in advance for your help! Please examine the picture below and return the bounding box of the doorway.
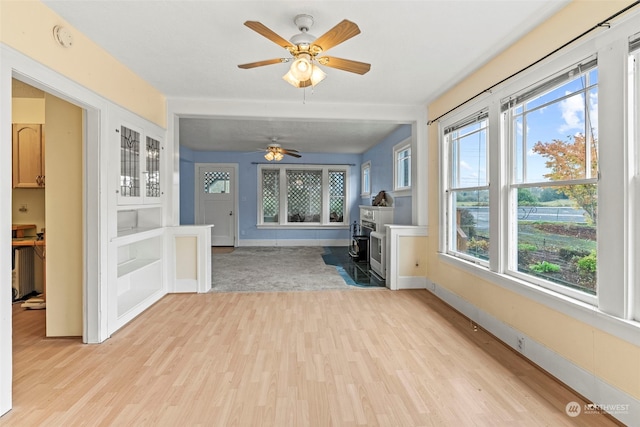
[11,79,84,336]
[195,163,238,246]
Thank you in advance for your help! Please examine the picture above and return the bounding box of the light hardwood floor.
[4,290,621,426]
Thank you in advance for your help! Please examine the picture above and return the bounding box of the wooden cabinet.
[12,123,45,188]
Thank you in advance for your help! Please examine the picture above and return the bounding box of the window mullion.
[322,169,329,224]
[280,168,287,225]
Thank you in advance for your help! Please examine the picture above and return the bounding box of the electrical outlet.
[517,336,525,352]
[19,204,28,213]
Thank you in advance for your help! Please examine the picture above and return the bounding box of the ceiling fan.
[263,138,301,161]
[238,14,371,88]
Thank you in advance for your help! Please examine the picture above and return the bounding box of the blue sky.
[453,68,598,187]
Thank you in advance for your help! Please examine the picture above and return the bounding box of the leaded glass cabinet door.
[145,135,161,201]
[117,124,162,205]
[119,125,141,204]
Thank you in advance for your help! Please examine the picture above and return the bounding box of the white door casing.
[195,163,237,246]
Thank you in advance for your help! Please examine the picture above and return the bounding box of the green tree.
[539,187,567,203]
[532,134,597,224]
[518,188,537,205]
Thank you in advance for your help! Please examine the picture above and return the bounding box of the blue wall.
[179,123,414,242]
[180,147,361,242]
[360,124,412,225]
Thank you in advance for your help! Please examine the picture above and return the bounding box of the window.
[503,59,598,296]
[203,170,230,194]
[630,33,640,319]
[261,169,279,223]
[361,161,371,197]
[258,164,349,226]
[444,111,489,262]
[393,141,411,191]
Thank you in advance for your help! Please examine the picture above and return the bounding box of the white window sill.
[391,188,411,197]
[437,252,640,346]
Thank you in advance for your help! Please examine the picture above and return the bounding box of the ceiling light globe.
[264,151,275,161]
[290,56,313,81]
[310,64,326,86]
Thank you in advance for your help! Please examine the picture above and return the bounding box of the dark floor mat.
[322,246,385,287]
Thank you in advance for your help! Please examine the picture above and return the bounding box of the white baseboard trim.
[427,280,640,426]
[394,276,427,290]
[173,279,197,293]
[238,239,350,247]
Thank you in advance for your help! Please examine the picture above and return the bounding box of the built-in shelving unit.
[110,213,165,333]
[114,233,163,330]
[116,206,163,238]
[108,115,166,336]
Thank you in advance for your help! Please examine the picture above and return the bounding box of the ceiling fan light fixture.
[283,69,309,88]
[289,53,313,80]
[265,144,287,161]
[310,64,326,86]
[240,15,369,90]
[283,62,325,88]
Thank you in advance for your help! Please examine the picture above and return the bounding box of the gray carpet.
[210,246,353,293]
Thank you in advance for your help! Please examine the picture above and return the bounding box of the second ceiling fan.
[238,14,371,88]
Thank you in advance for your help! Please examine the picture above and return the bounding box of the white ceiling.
[42,0,569,154]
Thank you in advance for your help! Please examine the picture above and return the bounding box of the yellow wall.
[399,236,427,277]
[426,0,640,400]
[44,93,83,337]
[0,0,166,127]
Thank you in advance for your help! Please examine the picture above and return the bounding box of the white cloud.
[558,92,584,133]
[516,120,523,136]
[459,160,473,171]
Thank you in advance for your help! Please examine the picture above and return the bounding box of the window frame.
[502,58,599,303]
[361,161,371,197]
[438,50,622,308]
[443,110,491,265]
[393,139,411,194]
[257,164,350,228]
[630,33,640,320]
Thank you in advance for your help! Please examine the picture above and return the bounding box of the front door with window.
[196,164,236,246]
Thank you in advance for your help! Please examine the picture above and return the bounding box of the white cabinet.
[108,115,167,335]
[359,206,394,279]
[359,205,394,233]
[117,123,162,205]
[110,230,164,334]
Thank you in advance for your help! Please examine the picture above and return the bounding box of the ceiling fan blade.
[283,150,302,158]
[244,21,295,49]
[312,20,361,52]
[238,58,288,69]
[317,56,371,75]
[282,147,299,153]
